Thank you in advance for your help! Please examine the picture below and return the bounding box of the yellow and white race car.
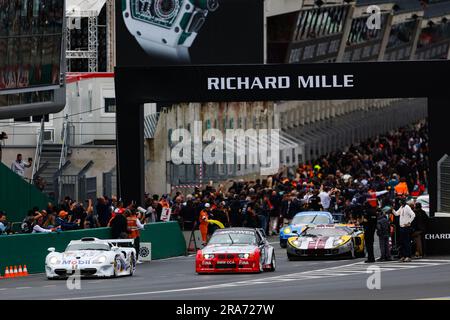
[286,224,365,260]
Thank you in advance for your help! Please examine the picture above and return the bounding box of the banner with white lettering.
[425,217,450,255]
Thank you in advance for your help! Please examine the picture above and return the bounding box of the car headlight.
[292,240,301,247]
[93,255,107,264]
[238,253,250,259]
[284,227,292,234]
[203,254,215,259]
[333,238,347,247]
[49,256,60,265]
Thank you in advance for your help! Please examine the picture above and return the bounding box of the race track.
[1,238,450,300]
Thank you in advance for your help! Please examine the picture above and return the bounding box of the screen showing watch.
[122,0,219,62]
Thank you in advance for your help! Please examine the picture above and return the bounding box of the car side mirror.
[48,247,55,252]
[292,230,298,234]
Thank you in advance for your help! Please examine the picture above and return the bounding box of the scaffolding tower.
[66,0,110,72]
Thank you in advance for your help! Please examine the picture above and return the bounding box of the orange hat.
[58,210,68,218]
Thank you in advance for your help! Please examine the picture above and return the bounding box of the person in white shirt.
[392,198,415,262]
[0,212,9,235]
[10,154,32,177]
[318,186,332,210]
[32,215,57,233]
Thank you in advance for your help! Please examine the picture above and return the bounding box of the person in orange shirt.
[199,203,211,245]
[394,177,409,197]
[126,209,145,264]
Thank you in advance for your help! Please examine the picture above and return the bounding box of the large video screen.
[116,0,264,66]
[0,0,64,91]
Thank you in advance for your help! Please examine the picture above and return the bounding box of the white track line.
[59,259,450,300]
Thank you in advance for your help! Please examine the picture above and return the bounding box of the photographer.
[0,131,7,162]
[10,153,32,178]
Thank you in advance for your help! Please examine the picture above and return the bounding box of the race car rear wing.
[107,239,135,247]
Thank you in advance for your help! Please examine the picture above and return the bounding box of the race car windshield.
[300,228,348,237]
[208,233,256,245]
[65,243,110,251]
[292,215,330,225]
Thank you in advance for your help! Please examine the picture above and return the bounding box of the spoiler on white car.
[78,237,135,247]
[108,239,135,247]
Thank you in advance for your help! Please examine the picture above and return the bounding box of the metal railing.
[56,116,70,199]
[31,117,45,184]
[59,116,70,170]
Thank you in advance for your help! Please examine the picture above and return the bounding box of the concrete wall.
[70,146,116,197]
[144,102,276,195]
[2,146,116,198]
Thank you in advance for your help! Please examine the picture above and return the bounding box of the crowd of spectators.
[0,120,429,259]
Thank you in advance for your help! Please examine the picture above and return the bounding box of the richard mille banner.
[206,74,355,90]
[114,61,450,104]
[116,0,264,66]
[425,217,450,255]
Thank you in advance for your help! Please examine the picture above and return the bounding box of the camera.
[0,132,7,139]
[28,157,32,162]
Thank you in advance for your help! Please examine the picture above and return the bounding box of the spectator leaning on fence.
[10,153,32,177]
[84,199,100,229]
[56,210,80,231]
[0,212,10,235]
[32,214,58,233]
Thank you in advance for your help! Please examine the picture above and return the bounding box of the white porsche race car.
[45,237,136,279]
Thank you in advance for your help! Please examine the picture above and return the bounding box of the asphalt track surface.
[1,237,449,300]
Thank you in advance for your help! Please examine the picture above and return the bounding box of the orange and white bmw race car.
[196,228,276,274]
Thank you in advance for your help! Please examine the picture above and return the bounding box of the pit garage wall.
[0,222,186,274]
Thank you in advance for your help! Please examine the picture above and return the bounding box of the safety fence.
[0,222,186,274]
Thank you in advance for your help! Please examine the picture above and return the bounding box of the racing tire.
[268,255,276,272]
[113,255,121,277]
[287,252,297,261]
[350,244,356,259]
[257,256,264,273]
[129,254,136,276]
[355,250,365,258]
[280,242,287,249]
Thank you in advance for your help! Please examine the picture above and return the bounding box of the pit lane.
[1,238,449,300]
